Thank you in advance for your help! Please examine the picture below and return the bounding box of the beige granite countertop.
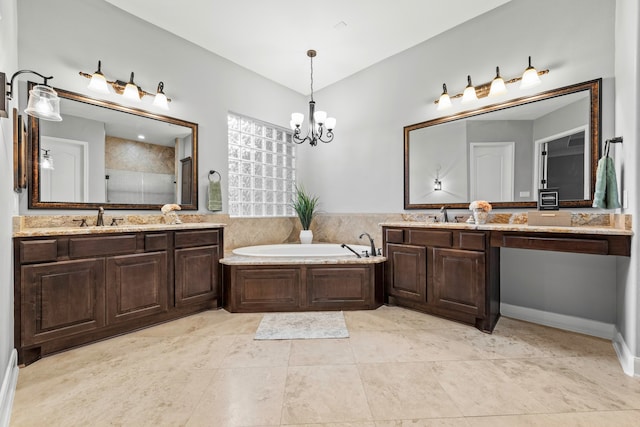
[220,253,386,266]
[13,222,226,238]
[379,221,633,236]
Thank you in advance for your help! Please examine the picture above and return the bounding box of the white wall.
[0,0,19,423]
[614,0,640,375]
[17,0,305,216]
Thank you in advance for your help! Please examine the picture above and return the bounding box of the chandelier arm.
[318,130,334,144]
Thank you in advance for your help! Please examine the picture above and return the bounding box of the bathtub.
[222,243,385,313]
[232,243,371,257]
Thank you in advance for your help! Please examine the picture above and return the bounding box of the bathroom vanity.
[13,223,224,365]
[382,222,631,333]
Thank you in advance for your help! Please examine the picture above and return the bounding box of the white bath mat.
[254,311,349,340]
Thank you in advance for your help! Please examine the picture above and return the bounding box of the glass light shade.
[313,110,327,124]
[152,92,170,110]
[325,117,336,130]
[489,76,507,97]
[41,151,54,170]
[291,112,304,126]
[461,85,478,104]
[24,85,62,121]
[87,72,110,94]
[123,82,141,101]
[520,67,541,89]
[434,179,442,191]
[437,92,452,110]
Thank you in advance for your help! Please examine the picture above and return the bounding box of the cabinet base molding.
[0,349,19,427]
[500,303,615,339]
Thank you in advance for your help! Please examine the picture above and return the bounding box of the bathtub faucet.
[341,243,362,258]
[359,232,377,257]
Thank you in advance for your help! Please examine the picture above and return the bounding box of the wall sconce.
[1,70,63,121]
[435,56,549,111]
[79,60,171,110]
[41,149,54,170]
[434,166,442,191]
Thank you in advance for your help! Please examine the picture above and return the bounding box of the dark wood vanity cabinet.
[383,226,498,332]
[14,227,223,365]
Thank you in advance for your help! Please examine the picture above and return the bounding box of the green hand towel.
[208,180,222,211]
[592,156,621,209]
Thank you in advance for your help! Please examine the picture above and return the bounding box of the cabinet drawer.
[459,232,485,251]
[69,235,137,258]
[175,229,220,248]
[385,228,405,244]
[409,230,452,247]
[145,233,168,252]
[502,235,609,255]
[19,239,58,264]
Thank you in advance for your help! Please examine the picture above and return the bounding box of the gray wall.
[17,0,304,216]
[614,0,640,371]
[0,0,19,420]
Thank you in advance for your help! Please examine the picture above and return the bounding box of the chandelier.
[290,50,336,146]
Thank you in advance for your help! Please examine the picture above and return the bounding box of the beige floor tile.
[375,419,470,427]
[288,338,355,366]
[359,362,463,420]
[281,365,372,424]
[566,356,640,408]
[432,360,548,416]
[288,423,377,427]
[493,358,634,412]
[465,410,640,427]
[220,334,291,367]
[350,329,486,364]
[12,365,216,427]
[135,309,263,337]
[186,366,288,427]
[345,306,467,332]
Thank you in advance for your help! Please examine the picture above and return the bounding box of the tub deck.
[221,253,385,312]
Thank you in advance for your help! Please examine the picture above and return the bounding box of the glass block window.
[228,112,296,217]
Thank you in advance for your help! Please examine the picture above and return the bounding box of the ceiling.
[104,0,512,95]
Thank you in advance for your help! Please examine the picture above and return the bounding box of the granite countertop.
[13,222,226,238]
[220,253,387,266]
[379,221,633,236]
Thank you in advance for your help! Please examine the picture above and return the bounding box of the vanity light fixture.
[434,56,549,110]
[1,70,63,121]
[79,61,171,110]
[41,149,54,170]
[290,50,336,146]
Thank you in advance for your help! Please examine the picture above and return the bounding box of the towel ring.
[208,170,221,183]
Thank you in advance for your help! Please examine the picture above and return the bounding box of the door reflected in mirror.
[29,84,198,210]
[404,79,600,209]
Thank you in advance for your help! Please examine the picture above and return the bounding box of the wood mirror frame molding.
[404,79,601,210]
[28,83,199,210]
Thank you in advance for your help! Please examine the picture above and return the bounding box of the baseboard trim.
[500,303,615,340]
[613,328,639,377]
[0,349,19,427]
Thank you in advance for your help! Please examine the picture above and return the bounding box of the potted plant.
[291,184,319,244]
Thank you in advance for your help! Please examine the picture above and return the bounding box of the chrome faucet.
[359,232,377,257]
[96,207,105,226]
[440,206,449,223]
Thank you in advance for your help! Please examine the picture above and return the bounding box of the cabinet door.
[385,244,427,302]
[175,245,220,306]
[106,252,168,324]
[432,248,486,317]
[21,259,105,346]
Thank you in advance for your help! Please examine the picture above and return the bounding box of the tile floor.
[10,306,640,426]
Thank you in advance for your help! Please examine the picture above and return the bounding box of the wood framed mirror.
[404,79,601,209]
[28,83,198,210]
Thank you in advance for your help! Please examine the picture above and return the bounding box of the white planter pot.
[300,229,313,244]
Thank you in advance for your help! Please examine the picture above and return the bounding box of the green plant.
[291,185,319,230]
